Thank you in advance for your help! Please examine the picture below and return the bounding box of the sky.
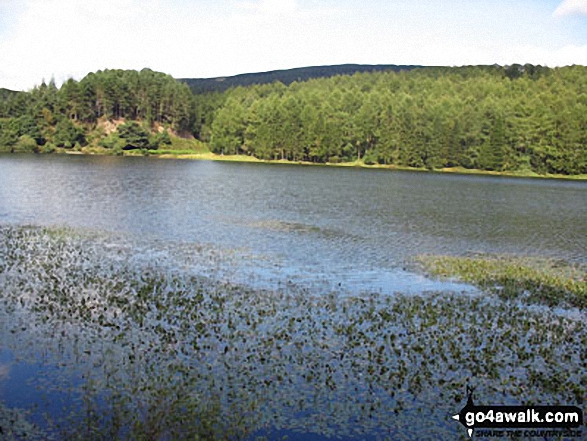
[0,0,586,91]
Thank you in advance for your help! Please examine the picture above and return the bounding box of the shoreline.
[3,149,586,181]
[153,151,587,181]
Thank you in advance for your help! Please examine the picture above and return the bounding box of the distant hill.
[178,64,422,94]
[0,88,20,101]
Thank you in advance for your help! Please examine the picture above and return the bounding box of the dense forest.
[1,64,587,175]
[208,64,587,174]
[0,68,195,153]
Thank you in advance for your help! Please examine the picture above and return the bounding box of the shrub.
[99,133,124,150]
[40,143,56,153]
[149,130,172,150]
[14,135,39,153]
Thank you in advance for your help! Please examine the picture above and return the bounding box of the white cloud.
[339,36,587,70]
[554,0,587,17]
[0,0,335,90]
[0,0,585,91]
[513,44,587,66]
[0,0,168,89]
[238,0,297,15]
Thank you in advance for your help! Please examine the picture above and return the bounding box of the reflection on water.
[0,155,586,296]
[0,156,586,439]
[0,226,585,440]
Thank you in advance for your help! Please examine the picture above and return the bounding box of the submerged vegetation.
[415,254,587,309]
[1,64,587,176]
[0,225,585,440]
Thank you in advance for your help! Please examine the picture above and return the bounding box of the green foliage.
[0,118,19,150]
[416,254,587,309]
[148,130,172,150]
[13,134,39,153]
[53,118,85,148]
[362,150,378,165]
[207,65,587,175]
[2,64,587,175]
[0,68,196,152]
[210,97,247,155]
[71,68,195,130]
[169,136,208,152]
[16,115,44,145]
[191,92,226,141]
[99,133,124,150]
[40,142,56,153]
[117,121,150,150]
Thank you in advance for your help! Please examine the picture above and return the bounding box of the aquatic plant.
[0,226,585,440]
[415,254,587,309]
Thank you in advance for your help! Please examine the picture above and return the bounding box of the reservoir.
[0,154,585,440]
[1,154,586,294]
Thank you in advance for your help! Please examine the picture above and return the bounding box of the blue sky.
[0,0,586,91]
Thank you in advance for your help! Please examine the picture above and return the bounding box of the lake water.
[1,154,586,294]
[0,154,586,440]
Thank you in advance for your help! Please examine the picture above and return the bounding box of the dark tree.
[117,121,150,150]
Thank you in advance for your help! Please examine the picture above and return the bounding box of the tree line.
[208,65,587,174]
[0,68,194,152]
[1,64,586,175]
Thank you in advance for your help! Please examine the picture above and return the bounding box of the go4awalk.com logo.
[452,388,584,438]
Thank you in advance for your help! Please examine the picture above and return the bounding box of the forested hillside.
[0,68,195,153]
[209,65,587,174]
[1,64,586,176]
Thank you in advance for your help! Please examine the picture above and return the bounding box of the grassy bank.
[112,147,587,180]
[145,150,587,180]
[415,254,587,309]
